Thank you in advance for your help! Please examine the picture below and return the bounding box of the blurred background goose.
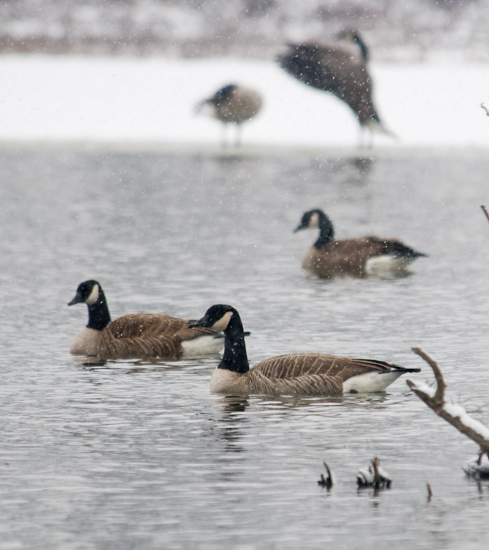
[68,280,223,360]
[196,83,262,147]
[294,209,426,278]
[277,29,390,147]
[190,304,420,396]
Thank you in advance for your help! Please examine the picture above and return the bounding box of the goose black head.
[294,209,326,233]
[212,84,237,105]
[68,280,102,307]
[336,29,368,61]
[189,304,237,332]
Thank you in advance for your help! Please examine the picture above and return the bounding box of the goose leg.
[358,125,365,149]
[221,124,229,149]
[235,124,242,148]
[366,128,374,150]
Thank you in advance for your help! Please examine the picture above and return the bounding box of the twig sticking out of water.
[318,462,333,489]
[407,348,489,460]
[481,205,489,224]
[426,482,432,502]
[357,457,392,490]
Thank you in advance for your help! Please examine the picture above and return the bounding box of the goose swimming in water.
[68,280,223,360]
[277,29,390,146]
[189,304,420,396]
[196,84,262,147]
[294,209,426,278]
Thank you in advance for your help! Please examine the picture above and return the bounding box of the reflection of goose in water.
[212,396,250,458]
[190,305,420,397]
[349,156,374,174]
[277,30,391,147]
[196,84,262,147]
[294,209,426,279]
[68,280,223,360]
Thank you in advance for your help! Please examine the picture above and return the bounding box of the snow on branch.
[407,347,489,457]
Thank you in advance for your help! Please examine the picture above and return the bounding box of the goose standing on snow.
[277,29,390,147]
[68,280,223,360]
[294,209,426,278]
[196,84,262,147]
[189,304,420,396]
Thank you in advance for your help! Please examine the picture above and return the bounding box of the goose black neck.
[353,34,369,61]
[86,289,111,331]
[314,211,335,249]
[219,312,249,374]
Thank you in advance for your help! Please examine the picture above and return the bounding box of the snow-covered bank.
[0,55,488,149]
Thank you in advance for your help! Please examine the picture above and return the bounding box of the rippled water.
[1,145,489,549]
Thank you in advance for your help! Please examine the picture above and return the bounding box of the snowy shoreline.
[1,55,489,148]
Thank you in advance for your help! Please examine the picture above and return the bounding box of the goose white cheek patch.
[211,311,233,332]
[309,212,319,228]
[85,284,100,305]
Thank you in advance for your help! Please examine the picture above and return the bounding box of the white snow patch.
[0,56,488,147]
[409,381,436,398]
[464,454,489,479]
[443,403,489,441]
[357,465,392,486]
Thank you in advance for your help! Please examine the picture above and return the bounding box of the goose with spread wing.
[277,29,391,145]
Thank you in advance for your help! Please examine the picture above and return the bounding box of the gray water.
[1,145,489,550]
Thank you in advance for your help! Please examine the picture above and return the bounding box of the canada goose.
[277,30,389,146]
[294,209,426,278]
[68,280,223,360]
[189,304,420,396]
[196,84,262,147]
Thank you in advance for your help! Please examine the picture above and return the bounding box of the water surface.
[1,145,488,549]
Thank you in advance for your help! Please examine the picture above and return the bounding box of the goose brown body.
[197,84,262,125]
[190,305,420,397]
[69,280,221,361]
[71,313,217,360]
[211,353,407,396]
[210,85,262,124]
[303,236,422,278]
[196,84,262,147]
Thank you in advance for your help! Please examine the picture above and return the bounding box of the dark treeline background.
[0,0,485,60]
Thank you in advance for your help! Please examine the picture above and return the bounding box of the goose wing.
[320,237,422,263]
[249,353,407,396]
[99,314,217,360]
[106,314,216,339]
[249,353,400,396]
[254,353,394,379]
[278,43,376,123]
[362,236,426,258]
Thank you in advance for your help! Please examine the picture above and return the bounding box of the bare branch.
[481,104,489,116]
[411,347,446,405]
[318,461,333,489]
[481,205,489,223]
[407,348,489,457]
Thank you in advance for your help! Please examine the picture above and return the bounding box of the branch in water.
[318,461,333,489]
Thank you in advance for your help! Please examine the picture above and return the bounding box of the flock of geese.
[69,207,425,396]
[68,29,426,397]
[197,29,390,147]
